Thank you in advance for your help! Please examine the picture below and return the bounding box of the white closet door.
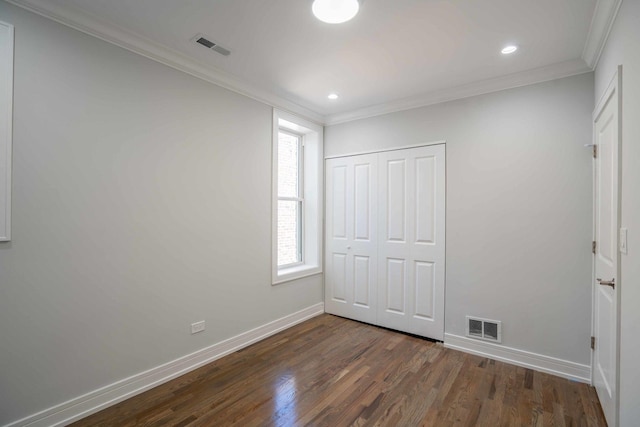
[377,145,446,339]
[325,154,378,324]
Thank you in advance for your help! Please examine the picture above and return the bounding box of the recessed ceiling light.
[501,45,518,55]
[328,93,339,100]
[312,0,360,24]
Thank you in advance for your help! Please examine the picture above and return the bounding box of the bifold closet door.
[325,144,445,340]
[325,154,378,325]
[377,145,445,340]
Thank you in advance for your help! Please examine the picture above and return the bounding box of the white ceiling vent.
[192,34,230,56]
[466,316,502,343]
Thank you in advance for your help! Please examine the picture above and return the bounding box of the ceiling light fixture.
[501,45,518,55]
[328,93,339,100]
[312,0,360,24]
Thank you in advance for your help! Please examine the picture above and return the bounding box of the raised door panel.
[353,255,371,307]
[331,165,348,240]
[597,117,615,267]
[330,253,347,302]
[415,156,436,245]
[595,289,614,393]
[385,258,406,314]
[414,261,435,320]
[386,160,406,243]
[354,164,371,241]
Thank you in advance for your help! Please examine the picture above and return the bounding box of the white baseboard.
[444,333,591,383]
[6,303,325,427]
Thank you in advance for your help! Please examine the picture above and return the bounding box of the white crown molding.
[4,0,325,125]
[582,0,623,69]
[5,303,325,427]
[6,0,610,128]
[325,58,592,125]
[444,333,591,383]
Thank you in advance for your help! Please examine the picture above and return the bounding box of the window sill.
[273,264,322,285]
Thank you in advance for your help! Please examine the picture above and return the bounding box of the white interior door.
[377,145,446,340]
[592,68,620,427]
[325,154,378,324]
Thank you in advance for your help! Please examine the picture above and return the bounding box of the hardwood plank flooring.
[71,314,606,426]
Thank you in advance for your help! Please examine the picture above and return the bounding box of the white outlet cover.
[191,320,205,334]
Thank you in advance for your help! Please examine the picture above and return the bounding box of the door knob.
[597,278,615,289]
[347,246,351,250]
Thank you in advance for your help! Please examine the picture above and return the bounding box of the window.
[277,130,303,267]
[272,110,323,284]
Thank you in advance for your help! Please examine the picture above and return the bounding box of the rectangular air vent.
[466,316,502,343]
[196,37,215,49]
[192,34,231,56]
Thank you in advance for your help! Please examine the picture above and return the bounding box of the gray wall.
[595,1,640,425]
[0,3,322,424]
[326,73,594,365]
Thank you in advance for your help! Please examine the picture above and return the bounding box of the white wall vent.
[466,316,502,343]
[192,34,231,56]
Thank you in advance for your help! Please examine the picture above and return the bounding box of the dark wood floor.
[72,314,606,426]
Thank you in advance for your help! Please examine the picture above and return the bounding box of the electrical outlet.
[191,320,205,334]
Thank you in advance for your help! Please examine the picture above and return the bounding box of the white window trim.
[272,109,323,285]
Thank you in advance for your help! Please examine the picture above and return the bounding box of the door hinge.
[592,241,597,254]
[593,145,597,158]
[591,336,596,350]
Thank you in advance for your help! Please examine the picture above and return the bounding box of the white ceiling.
[11,0,606,123]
